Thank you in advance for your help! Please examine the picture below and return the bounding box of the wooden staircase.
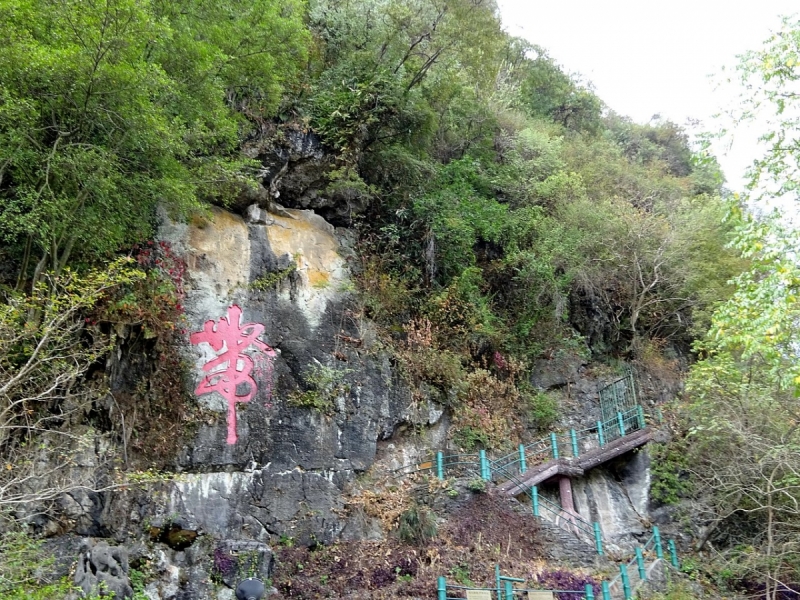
[496,428,654,496]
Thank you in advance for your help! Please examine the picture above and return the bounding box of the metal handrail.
[536,494,596,540]
[489,406,646,479]
[439,577,596,600]
[489,462,604,551]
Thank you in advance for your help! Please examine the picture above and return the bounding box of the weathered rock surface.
[48,205,446,597]
[529,353,587,391]
[28,202,677,598]
[74,540,133,599]
[571,449,652,552]
[240,128,369,225]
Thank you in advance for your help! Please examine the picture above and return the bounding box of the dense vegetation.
[666,17,800,598]
[2,0,798,597]
[0,0,740,361]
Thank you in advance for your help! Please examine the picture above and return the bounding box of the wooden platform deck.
[497,427,653,496]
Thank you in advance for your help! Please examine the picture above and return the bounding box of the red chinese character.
[190,305,277,444]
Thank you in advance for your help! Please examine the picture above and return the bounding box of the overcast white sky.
[496,0,798,192]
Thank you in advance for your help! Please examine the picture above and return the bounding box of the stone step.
[535,514,611,569]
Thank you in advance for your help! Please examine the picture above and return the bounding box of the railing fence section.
[599,370,638,424]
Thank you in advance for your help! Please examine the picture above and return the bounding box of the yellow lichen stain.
[308,271,330,288]
[266,210,343,288]
[187,207,250,289]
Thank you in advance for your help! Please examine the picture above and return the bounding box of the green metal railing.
[413,454,608,554]
[604,527,681,600]
[437,565,598,600]
[534,489,601,550]
[599,370,638,423]
[421,456,682,600]
[489,406,647,478]
[406,405,650,560]
[436,543,681,600]
[489,461,607,556]
[414,450,682,598]
[405,369,685,599]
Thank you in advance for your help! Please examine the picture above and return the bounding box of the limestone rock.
[241,127,369,225]
[74,540,133,599]
[530,353,587,390]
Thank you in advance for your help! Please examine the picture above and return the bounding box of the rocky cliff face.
[72,204,445,598]
[33,203,674,599]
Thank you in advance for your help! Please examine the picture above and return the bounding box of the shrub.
[650,441,692,505]
[397,505,437,546]
[0,527,81,600]
[450,368,527,451]
[452,426,490,452]
[467,478,487,493]
[288,361,352,414]
[524,389,560,430]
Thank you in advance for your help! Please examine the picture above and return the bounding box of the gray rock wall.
[571,449,652,553]
[37,205,449,599]
[30,203,669,598]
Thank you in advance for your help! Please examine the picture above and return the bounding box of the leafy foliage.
[289,361,352,414]
[649,440,692,505]
[727,15,800,200]
[524,390,560,431]
[0,0,308,286]
[679,213,800,592]
[0,526,96,599]
[0,2,761,590]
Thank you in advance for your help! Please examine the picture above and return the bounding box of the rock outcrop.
[66,204,445,597]
[23,203,670,598]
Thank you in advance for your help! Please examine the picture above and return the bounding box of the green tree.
[728,15,800,200]
[0,0,308,288]
[682,213,800,597]
[668,18,800,595]
[519,46,603,134]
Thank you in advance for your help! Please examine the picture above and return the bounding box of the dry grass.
[272,489,555,599]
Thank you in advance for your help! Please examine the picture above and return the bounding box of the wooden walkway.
[497,427,653,496]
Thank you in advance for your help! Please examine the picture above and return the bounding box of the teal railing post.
[531,486,539,516]
[620,564,631,599]
[504,580,513,600]
[593,522,604,555]
[653,526,663,560]
[436,451,444,480]
[585,583,596,600]
[495,564,501,599]
[617,411,626,437]
[570,429,579,457]
[601,581,611,600]
[668,539,679,569]
[550,432,559,459]
[597,420,605,447]
[519,444,527,473]
[635,547,646,580]
[479,450,490,481]
[437,576,446,600]
[637,405,646,430]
